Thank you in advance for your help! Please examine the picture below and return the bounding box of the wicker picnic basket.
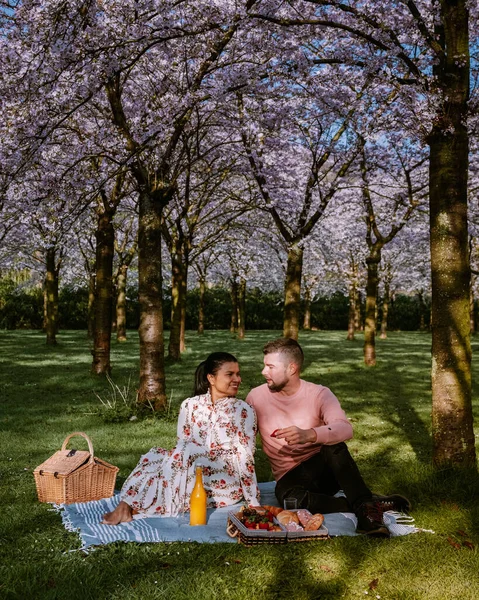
[34,432,119,504]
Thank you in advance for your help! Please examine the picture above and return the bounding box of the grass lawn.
[1,329,479,599]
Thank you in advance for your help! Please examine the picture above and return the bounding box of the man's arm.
[274,386,353,446]
[312,386,353,444]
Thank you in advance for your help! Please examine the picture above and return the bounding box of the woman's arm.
[176,398,193,441]
[234,402,261,506]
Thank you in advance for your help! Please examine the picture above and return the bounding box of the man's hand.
[273,426,317,445]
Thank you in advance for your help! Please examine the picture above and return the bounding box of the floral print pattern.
[120,393,260,517]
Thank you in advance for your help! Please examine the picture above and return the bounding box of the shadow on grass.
[2,330,479,600]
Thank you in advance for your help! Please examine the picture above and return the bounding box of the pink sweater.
[246,380,353,481]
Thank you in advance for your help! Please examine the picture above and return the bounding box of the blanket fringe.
[51,504,91,553]
[383,511,435,536]
[384,510,416,524]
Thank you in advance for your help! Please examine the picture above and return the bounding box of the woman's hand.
[273,426,317,445]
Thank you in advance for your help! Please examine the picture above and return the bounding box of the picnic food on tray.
[238,505,324,532]
[239,507,283,531]
[227,504,328,545]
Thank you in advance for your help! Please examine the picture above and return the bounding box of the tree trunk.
[303,288,311,331]
[44,247,58,346]
[116,264,128,342]
[237,277,246,339]
[283,243,303,340]
[198,276,206,335]
[380,280,390,340]
[429,0,475,467]
[418,290,427,331]
[168,248,187,361]
[354,289,362,331]
[347,280,356,341]
[179,261,188,352]
[91,209,114,375]
[111,285,117,333]
[363,255,380,366]
[230,277,239,333]
[87,273,95,340]
[137,191,167,409]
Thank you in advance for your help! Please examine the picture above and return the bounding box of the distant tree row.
[0,277,435,333]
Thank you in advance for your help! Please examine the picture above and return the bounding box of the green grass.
[1,329,479,600]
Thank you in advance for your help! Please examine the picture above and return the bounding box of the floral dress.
[120,393,260,517]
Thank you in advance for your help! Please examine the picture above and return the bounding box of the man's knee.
[321,442,351,461]
[326,442,348,454]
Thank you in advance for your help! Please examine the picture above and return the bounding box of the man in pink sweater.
[246,337,410,537]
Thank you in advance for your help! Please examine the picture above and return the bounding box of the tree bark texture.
[237,277,246,339]
[230,277,239,333]
[87,273,95,340]
[137,191,167,409]
[44,247,59,346]
[364,255,380,366]
[283,244,303,340]
[347,279,357,341]
[354,290,362,332]
[180,271,187,352]
[198,276,206,335]
[168,247,188,361]
[469,282,476,334]
[417,291,427,331]
[303,288,311,331]
[91,208,115,375]
[380,280,390,340]
[116,264,128,342]
[429,0,475,467]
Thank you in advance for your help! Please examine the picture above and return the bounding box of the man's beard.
[267,380,287,392]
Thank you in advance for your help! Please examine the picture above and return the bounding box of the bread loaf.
[262,505,283,517]
[304,513,324,531]
[297,508,313,527]
[276,510,299,526]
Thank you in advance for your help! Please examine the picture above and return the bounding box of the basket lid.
[34,449,91,476]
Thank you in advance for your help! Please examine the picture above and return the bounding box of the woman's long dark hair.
[194,352,238,395]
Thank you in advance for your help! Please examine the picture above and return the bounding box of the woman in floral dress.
[102,352,260,524]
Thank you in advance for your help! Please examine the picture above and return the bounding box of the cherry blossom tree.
[310,193,367,339]
[161,124,256,360]
[236,78,360,339]
[2,0,264,408]
[113,207,138,343]
[251,0,479,467]
[358,135,428,365]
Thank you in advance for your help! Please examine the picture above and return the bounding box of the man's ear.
[288,362,299,376]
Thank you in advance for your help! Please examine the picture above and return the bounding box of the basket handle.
[61,432,95,463]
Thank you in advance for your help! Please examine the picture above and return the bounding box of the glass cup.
[283,498,298,510]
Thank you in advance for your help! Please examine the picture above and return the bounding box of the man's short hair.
[263,338,304,370]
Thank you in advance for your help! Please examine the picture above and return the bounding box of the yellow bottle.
[189,465,207,526]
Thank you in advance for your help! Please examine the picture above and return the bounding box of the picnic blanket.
[56,482,426,551]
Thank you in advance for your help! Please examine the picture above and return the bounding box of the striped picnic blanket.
[56,481,426,551]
